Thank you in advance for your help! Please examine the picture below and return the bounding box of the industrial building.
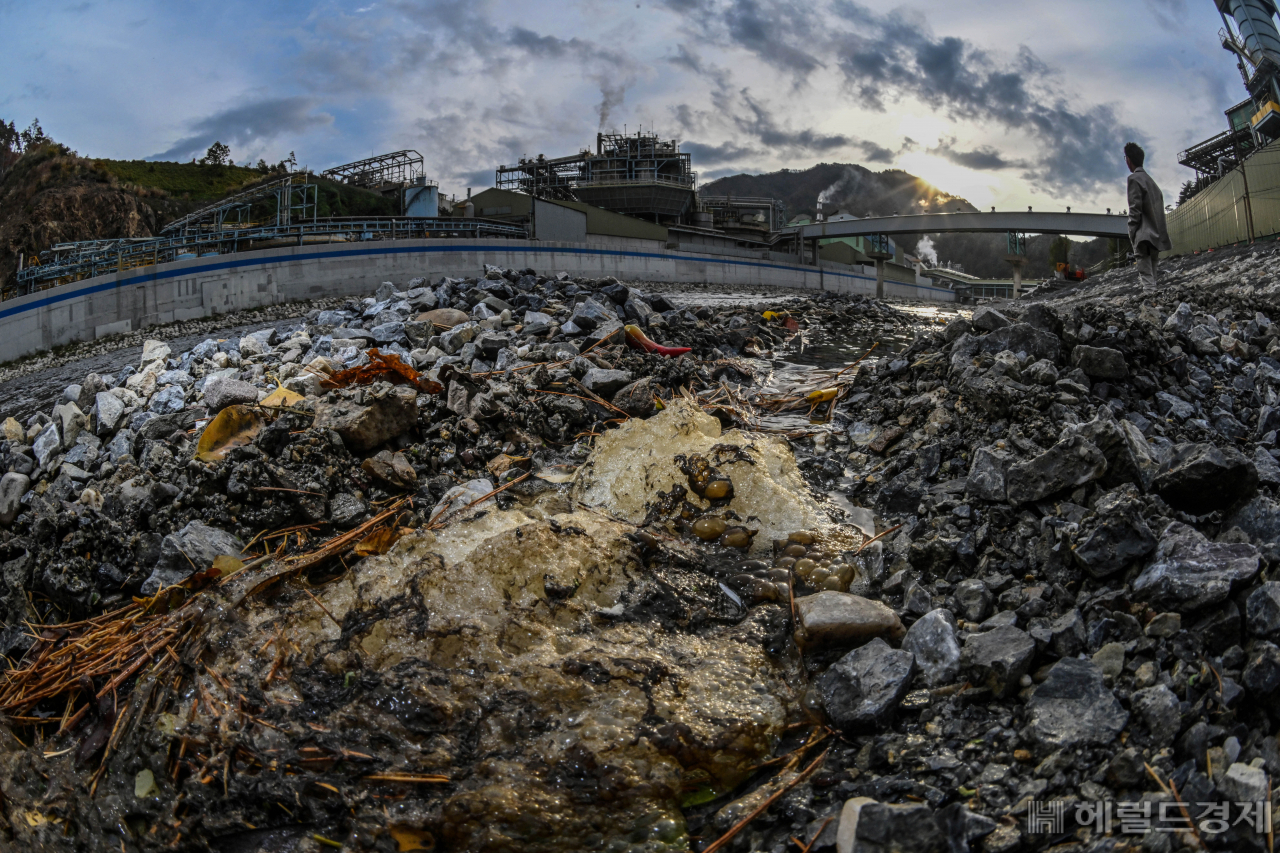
[1167,0,1280,252]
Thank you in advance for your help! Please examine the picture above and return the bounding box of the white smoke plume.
[914,236,939,266]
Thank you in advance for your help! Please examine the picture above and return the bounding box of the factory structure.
[1168,0,1280,251]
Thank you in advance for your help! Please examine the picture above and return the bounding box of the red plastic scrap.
[320,348,444,394]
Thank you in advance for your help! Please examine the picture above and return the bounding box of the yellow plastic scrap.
[261,385,305,408]
[807,388,839,404]
[762,310,788,321]
[195,405,264,462]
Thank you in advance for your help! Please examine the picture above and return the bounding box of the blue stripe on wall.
[1,242,953,322]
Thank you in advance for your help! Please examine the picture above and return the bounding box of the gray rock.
[1023,359,1059,386]
[141,521,245,595]
[1152,442,1258,515]
[970,306,1011,332]
[106,430,135,464]
[203,376,260,412]
[1219,762,1269,804]
[979,323,1061,362]
[836,798,945,853]
[1070,345,1128,379]
[1163,302,1193,334]
[965,445,1014,502]
[157,369,194,388]
[1028,658,1127,748]
[1243,641,1280,695]
[568,298,615,331]
[32,423,60,467]
[439,322,479,354]
[1005,435,1108,505]
[1133,522,1260,612]
[54,402,86,448]
[1131,685,1181,746]
[149,385,186,414]
[370,321,407,343]
[0,473,29,525]
[94,391,125,436]
[1047,608,1087,658]
[962,625,1035,697]
[329,493,368,527]
[796,591,905,648]
[314,386,418,453]
[1154,391,1196,421]
[1071,488,1157,577]
[612,378,658,417]
[901,608,961,687]
[581,368,634,399]
[1254,446,1280,486]
[623,296,656,326]
[817,638,917,731]
[952,579,992,622]
[1246,582,1280,638]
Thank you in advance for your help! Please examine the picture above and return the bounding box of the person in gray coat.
[1125,142,1172,286]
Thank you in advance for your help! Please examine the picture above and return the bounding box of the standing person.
[1125,142,1171,286]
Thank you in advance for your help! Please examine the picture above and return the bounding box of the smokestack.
[1221,0,1280,66]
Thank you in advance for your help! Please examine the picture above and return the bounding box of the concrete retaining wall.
[0,237,954,363]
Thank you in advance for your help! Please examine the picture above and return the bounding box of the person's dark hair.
[1124,142,1145,168]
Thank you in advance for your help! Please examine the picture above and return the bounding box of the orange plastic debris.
[321,349,444,394]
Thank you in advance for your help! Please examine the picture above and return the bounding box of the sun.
[897,151,998,209]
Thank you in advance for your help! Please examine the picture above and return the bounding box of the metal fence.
[10,217,526,300]
[1167,138,1280,253]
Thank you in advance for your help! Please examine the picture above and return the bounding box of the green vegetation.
[1048,235,1072,268]
[312,177,400,218]
[94,159,263,200]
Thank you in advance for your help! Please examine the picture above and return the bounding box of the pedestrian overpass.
[782,210,1131,297]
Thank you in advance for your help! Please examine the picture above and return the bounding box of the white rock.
[0,472,30,525]
[140,340,171,366]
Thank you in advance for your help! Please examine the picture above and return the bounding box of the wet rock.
[1005,435,1107,505]
[1071,488,1157,577]
[1246,583,1280,638]
[1152,442,1258,515]
[961,625,1035,698]
[203,376,260,412]
[817,638,917,731]
[141,521,245,595]
[430,478,495,521]
[0,473,29,525]
[1070,345,1128,379]
[1131,684,1181,745]
[314,386,418,453]
[835,798,945,853]
[796,591,905,648]
[581,368,633,398]
[1028,658,1127,748]
[901,608,960,687]
[1132,522,1260,612]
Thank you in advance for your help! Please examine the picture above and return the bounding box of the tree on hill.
[1049,235,1072,268]
[1177,180,1199,206]
[200,141,230,166]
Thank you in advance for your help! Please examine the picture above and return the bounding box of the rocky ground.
[0,246,1277,853]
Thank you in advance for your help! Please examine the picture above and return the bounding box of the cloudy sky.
[0,0,1247,213]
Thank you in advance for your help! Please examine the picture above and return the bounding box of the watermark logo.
[1026,800,1273,836]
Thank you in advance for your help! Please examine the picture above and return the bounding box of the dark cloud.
[682,140,758,165]
[658,0,821,79]
[735,91,850,151]
[930,139,1025,171]
[857,141,894,163]
[822,0,1142,194]
[150,97,333,162]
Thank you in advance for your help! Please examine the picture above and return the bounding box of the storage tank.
[1219,0,1280,65]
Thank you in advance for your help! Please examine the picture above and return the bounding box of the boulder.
[141,521,245,595]
[970,306,1011,332]
[1070,345,1128,379]
[581,368,634,399]
[817,638,917,731]
[1132,522,1260,612]
[901,608,961,687]
[961,625,1035,697]
[1071,488,1157,577]
[1028,658,1127,748]
[203,377,260,412]
[1005,435,1108,504]
[836,799,945,853]
[796,591,905,648]
[314,386,418,453]
[0,473,29,526]
[979,323,1061,362]
[1152,442,1258,515]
